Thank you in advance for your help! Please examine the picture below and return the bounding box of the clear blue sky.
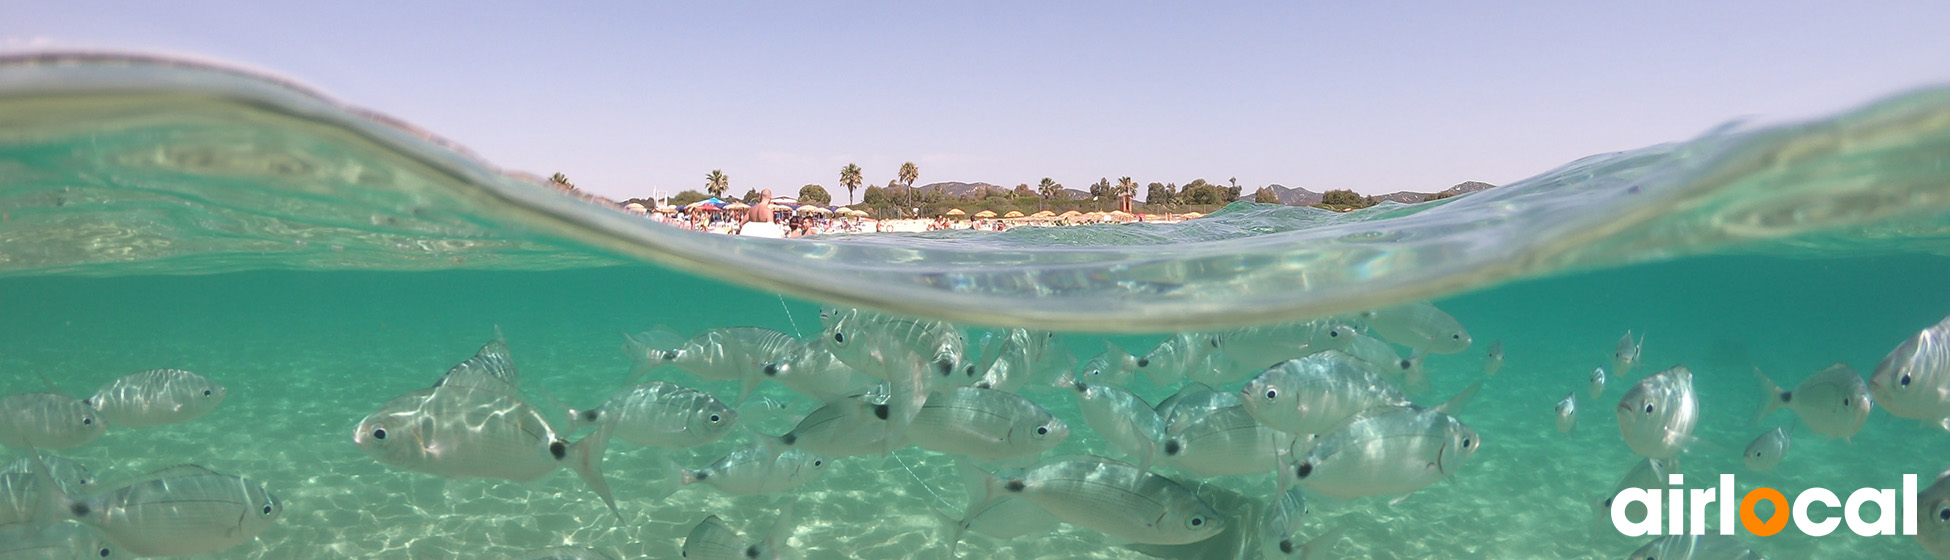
[9,2,1950,202]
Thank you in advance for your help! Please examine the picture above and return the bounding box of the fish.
[1483,340,1504,376]
[661,443,830,498]
[1613,330,1645,378]
[1161,405,1292,477]
[968,328,1062,392]
[1743,427,1791,472]
[1077,341,1140,388]
[562,381,736,448]
[84,369,226,427]
[0,393,104,449]
[1209,320,1358,376]
[1134,332,1223,387]
[1054,373,1166,473]
[956,457,1226,546]
[1259,486,1311,559]
[352,336,620,519]
[820,313,949,454]
[1755,364,1871,440]
[1870,314,1950,431]
[1156,382,1242,428]
[771,346,882,402]
[47,463,281,557]
[1356,302,1471,354]
[1589,367,1609,400]
[1920,466,1950,559]
[1284,406,1480,501]
[1616,365,1699,460]
[0,522,116,560]
[1627,534,1765,560]
[0,470,61,526]
[1240,351,1411,437]
[1555,392,1578,434]
[625,326,806,401]
[681,498,801,560]
[1,454,95,494]
[945,465,1063,545]
[907,387,1069,461]
[1120,483,1256,560]
[1339,332,1429,393]
[1595,457,1675,526]
[764,396,898,458]
[510,547,618,560]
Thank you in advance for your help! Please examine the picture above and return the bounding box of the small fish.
[1134,332,1223,387]
[1595,457,1674,525]
[956,457,1226,546]
[1054,373,1166,473]
[50,463,281,557]
[1755,364,1871,440]
[661,443,829,498]
[1356,302,1472,354]
[1259,485,1311,559]
[2,454,95,494]
[820,314,946,454]
[681,499,801,560]
[1627,534,1765,560]
[0,471,61,526]
[1613,330,1645,378]
[945,467,1063,545]
[84,369,226,428]
[1483,340,1504,376]
[1555,392,1578,434]
[1285,406,1479,501]
[0,393,104,449]
[1240,351,1410,437]
[1155,383,1242,430]
[510,547,618,560]
[1076,341,1139,388]
[1589,367,1608,400]
[1339,333,1428,393]
[1161,405,1291,477]
[1616,365,1699,460]
[624,326,805,401]
[1744,427,1791,472]
[564,381,736,449]
[769,346,881,402]
[765,396,897,458]
[907,387,1069,461]
[968,328,1061,392]
[0,522,115,560]
[353,336,620,519]
[1210,320,1357,375]
[1920,466,1950,559]
[1870,314,1950,431]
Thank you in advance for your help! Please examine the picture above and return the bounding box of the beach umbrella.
[623,202,647,215]
[1031,210,1055,218]
[974,210,998,218]
[945,208,967,217]
[655,205,678,214]
[1108,210,1133,221]
[1058,210,1082,218]
[724,201,751,211]
[1002,210,1025,218]
[1182,212,1203,219]
[796,206,831,215]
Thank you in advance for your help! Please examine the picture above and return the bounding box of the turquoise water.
[3,54,1950,559]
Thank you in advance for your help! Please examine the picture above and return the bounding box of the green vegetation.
[839,164,863,205]
[1254,187,1280,204]
[1423,191,1458,202]
[705,170,729,199]
[1314,188,1378,211]
[798,184,832,205]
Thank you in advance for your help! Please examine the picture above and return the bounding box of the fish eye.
[1265,389,1278,400]
[1187,515,1206,528]
[371,428,388,440]
[82,417,92,425]
[708,414,722,423]
[1462,438,1473,448]
[1035,425,1049,436]
[98,547,110,558]
[261,504,273,515]
[1136,358,1150,368]
[812,459,823,467]
[202,389,212,396]
[1452,333,1462,340]
[1328,330,1339,338]
[1842,398,1850,406]
[1643,404,1654,414]
[1937,505,1950,521]
[1901,374,1913,387]
[762,364,780,376]
[832,332,846,344]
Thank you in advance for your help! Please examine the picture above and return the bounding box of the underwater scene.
[4,54,1950,559]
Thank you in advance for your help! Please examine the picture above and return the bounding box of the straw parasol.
[724,201,751,211]
[655,205,679,214]
[1002,210,1025,219]
[974,210,998,218]
[1107,210,1133,221]
[945,208,967,217]
[1181,211,1204,219]
[1083,211,1107,221]
[623,202,647,215]
[1031,210,1055,218]
[796,206,831,215]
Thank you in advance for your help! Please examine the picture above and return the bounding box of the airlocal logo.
[1611,474,1918,537]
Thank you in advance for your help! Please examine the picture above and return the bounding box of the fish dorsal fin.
[434,334,520,392]
[36,372,68,397]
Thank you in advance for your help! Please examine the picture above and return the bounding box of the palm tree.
[1037,177,1061,206]
[840,163,863,205]
[899,162,919,214]
[705,170,729,199]
[1116,176,1137,212]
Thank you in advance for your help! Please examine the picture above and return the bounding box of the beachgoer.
[748,189,774,223]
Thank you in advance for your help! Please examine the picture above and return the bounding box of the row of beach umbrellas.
[938,208,1203,221]
[623,198,869,217]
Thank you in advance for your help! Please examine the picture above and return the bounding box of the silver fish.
[1871,314,1950,431]
[2,454,95,494]
[1055,373,1166,473]
[1743,427,1791,472]
[1555,392,1578,434]
[1210,320,1358,377]
[1286,406,1479,501]
[1482,340,1504,376]
[1920,466,1950,559]
[969,328,1062,392]
[0,471,60,526]
[1259,486,1311,559]
[1589,367,1608,400]
[1120,483,1256,560]
[1616,365,1699,460]
[511,547,618,560]
[564,381,735,448]
[958,457,1226,546]
[664,444,829,497]
[1162,405,1291,477]
[1240,351,1410,436]
[58,464,281,557]
[946,463,1063,546]
[1627,534,1765,560]
[1135,332,1223,387]
[1756,364,1870,440]
[771,346,880,402]
[820,314,944,454]
[766,396,896,458]
[681,499,800,560]
[1076,341,1139,388]
[908,387,1068,461]
[85,369,225,427]
[1339,332,1429,393]
[1613,330,1645,378]
[625,326,805,401]
[0,522,115,560]
[1596,457,1674,526]
[0,393,103,449]
[1156,382,1242,429]
[1357,302,1471,354]
[352,337,620,518]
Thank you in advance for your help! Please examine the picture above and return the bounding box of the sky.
[8,2,1950,203]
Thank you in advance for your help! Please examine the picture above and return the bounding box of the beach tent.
[1002,210,1025,218]
[974,210,998,218]
[945,208,967,217]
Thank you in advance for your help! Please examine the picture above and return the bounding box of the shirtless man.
[747,189,774,223]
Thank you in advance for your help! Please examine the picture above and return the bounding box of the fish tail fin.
[880,380,927,456]
[566,424,623,521]
[648,455,688,501]
[21,448,79,536]
[1102,341,1135,373]
[761,497,801,559]
[1434,377,1485,416]
[1138,359,1183,389]
[1051,370,1079,391]
[951,458,1004,557]
[621,327,687,381]
[1753,367,1788,424]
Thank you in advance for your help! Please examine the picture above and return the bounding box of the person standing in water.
[748,189,774,223]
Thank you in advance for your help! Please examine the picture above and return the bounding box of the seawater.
[3,54,1950,559]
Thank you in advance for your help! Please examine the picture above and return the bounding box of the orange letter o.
[1741,487,1789,536]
